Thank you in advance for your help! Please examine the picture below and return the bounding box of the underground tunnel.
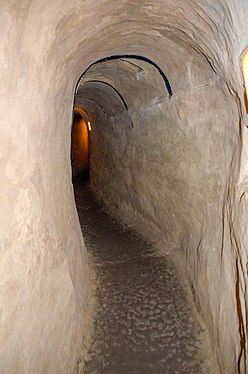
[71,55,220,373]
[1,1,248,373]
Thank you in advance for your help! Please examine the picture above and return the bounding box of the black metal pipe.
[79,54,172,98]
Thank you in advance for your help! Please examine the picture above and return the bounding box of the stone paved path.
[74,180,217,374]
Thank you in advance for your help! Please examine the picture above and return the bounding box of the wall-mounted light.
[242,48,248,113]
[87,121,92,131]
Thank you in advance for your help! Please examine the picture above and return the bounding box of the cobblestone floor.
[74,180,217,374]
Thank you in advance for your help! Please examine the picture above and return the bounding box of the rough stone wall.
[77,55,241,372]
[1,0,248,373]
[0,3,91,372]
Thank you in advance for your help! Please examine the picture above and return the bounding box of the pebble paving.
[74,179,216,374]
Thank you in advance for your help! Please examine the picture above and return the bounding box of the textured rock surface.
[0,0,248,373]
[74,180,217,374]
[76,56,241,372]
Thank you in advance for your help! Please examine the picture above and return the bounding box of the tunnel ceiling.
[66,0,242,128]
[74,51,219,136]
[75,58,172,119]
[45,0,245,100]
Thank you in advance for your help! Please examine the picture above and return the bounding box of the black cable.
[78,54,172,97]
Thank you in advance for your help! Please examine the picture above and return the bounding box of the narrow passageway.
[73,179,216,374]
[2,2,248,372]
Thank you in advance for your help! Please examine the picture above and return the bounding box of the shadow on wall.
[71,107,91,179]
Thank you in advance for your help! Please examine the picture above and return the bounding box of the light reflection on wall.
[71,114,89,176]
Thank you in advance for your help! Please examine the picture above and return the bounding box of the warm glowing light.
[242,49,248,111]
[71,118,89,175]
[87,121,92,131]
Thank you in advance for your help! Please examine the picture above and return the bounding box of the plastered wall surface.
[1,0,248,372]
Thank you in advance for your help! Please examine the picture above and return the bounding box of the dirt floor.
[73,179,217,374]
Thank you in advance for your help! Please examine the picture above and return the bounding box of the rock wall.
[76,54,241,373]
[1,0,248,372]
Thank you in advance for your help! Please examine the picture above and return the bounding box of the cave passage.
[71,54,218,372]
[2,2,248,373]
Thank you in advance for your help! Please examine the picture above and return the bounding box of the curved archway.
[73,106,91,125]
[71,106,91,179]
[75,54,173,98]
